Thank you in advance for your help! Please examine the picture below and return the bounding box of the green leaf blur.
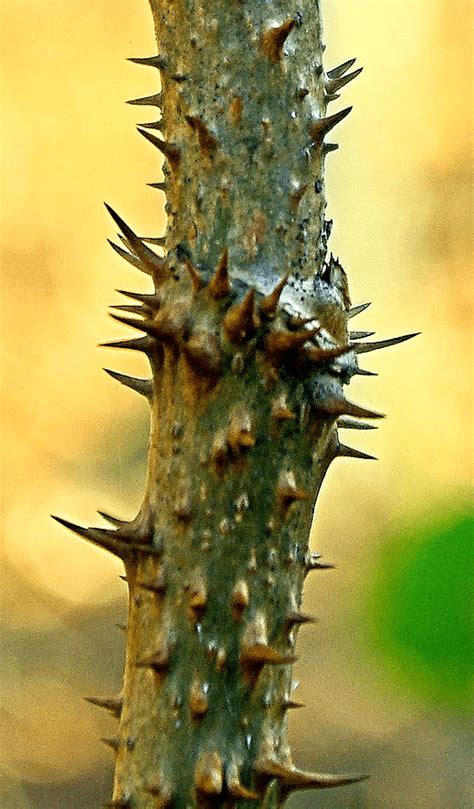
[367,509,473,712]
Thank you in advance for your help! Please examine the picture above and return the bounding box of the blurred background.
[0,0,472,807]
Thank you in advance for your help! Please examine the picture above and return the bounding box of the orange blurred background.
[0,1,472,807]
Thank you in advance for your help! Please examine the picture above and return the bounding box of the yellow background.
[0,1,472,807]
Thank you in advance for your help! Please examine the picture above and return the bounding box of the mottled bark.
[53,1,417,807]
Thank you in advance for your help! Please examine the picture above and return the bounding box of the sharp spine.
[326,66,363,94]
[128,55,167,69]
[224,288,259,343]
[337,444,377,461]
[259,273,290,319]
[208,247,231,299]
[97,510,127,526]
[254,758,369,790]
[103,368,153,399]
[85,695,123,718]
[108,240,143,271]
[51,516,135,559]
[351,332,420,354]
[309,107,352,144]
[350,330,375,339]
[316,395,384,420]
[127,92,162,107]
[337,417,378,431]
[349,302,371,318]
[101,737,120,751]
[137,128,181,171]
[326,57,357,79]
[138,119,164,131]
[105,203,168,281]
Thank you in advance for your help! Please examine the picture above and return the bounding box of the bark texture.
[53,1,416,807]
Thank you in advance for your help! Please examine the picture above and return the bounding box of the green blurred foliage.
[366,508,473,712]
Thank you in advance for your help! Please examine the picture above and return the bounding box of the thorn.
[127,55,167,69]
[354,367,378,377]
[307,559,335,570]
[351,332,420,354]
[100,336,155,355]
[290,184,308,212]
[277,470,311,517]
[103,368,152,399]
[141,235,166,246]
[104,204,167,282]
[231,579,250,617]
[116,289,159,306]
[337,417,378,431]
[241,644,297,669]
[261,18,296,63]
[97,510,127,526]
[265,327,320,366]
[315,395,384,421]
[101,737,120,751]
[108,240,143,271]
[51,516,134,560]
[322,142,339,155]
[349,330,375,340]
[189,680,209,718]
[271,393,296,422]
[226,763,259,801]
[254,759,369,790]
[208,247,231,299]
[138,119,164,132]
[240,611,296,682]
[224,288,259,343]
[227,410,256,453]
[109,312,156,335]
[309,107,352,144]
[85,695,123,718]
[127,92,162,107]
[337,444,377,461]
[285,611,317,629]
[194,751,223,796]
[137,128,181,171]
[182,332,223,378]
[259,273,290,319]
[349,302,371,318]
[110,304,145,315]
[183,257,205,292]
[326,57,357,80]
[326,66,363,95]
[188,575,208,616]
[305,344,352,365]
[147,181,166,191]
[282,699,305,710]
[185,115,219,156]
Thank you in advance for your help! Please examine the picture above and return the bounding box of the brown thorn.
[183,257,205,292]
[254,758,369,790]
[349,301,371,318]
[224,289,259,343]
[185,115,219,156]
[309,107,352,144]
[127,92,162,107]
[194,751,224,796]
[265,327,320,366]
[104,204,167,282]
[337,417,378,431]
[182,332,223,378]
[259,273,290,319]
[137,128,181,171]
[261,18,296,63]
[208,247,231,299]
[326,66,363,95]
